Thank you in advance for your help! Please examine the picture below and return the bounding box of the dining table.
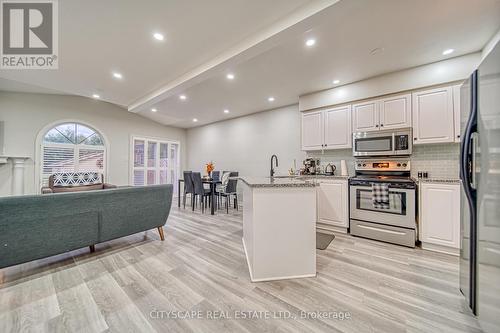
[178,178,222,215]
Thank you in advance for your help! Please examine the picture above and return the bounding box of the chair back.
[220,172,230,188]
[191,172,205,195]
[225,171,239,194]
[211,171,220,182]
[183,171,194,193]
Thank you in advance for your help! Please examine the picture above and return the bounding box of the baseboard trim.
[316,223,348,234]
[421,242,459,256]
[241,237,255,281]
[241,237,316,282]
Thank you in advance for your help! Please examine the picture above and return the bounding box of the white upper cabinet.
[301,106,351,151]
[352,93,411,132]
[412,86,454,144]
[452,84,461,143]
[301,110,323,151]
[324,105,352,149]
[352,100,379,132]
[302,84,459,150]
[379,93,412,130]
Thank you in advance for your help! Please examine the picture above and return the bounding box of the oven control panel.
[355,159,410,172]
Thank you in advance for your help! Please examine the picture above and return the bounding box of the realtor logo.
[1,0,58,69]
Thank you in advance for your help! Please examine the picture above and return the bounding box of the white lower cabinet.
[316,179,349,233]
[419,182,460,255]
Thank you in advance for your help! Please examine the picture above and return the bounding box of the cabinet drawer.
[350,219,415,247]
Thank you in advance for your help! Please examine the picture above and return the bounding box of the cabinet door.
[420,183,460,248]
[352,100,379,132]
[379,93,411,130]
[412,86,454,144]
[452,84,461,143]
[301,111,323,150]
[324,105,352,149]
[317,180,348,228]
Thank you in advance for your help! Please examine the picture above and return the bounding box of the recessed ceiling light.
[332,79,340,84]
[112,72,123,79]
[153,33,164,41]
[224,109,230,114]
[268,96,275,102]
[92,94,100,99]
[226,73,235,80]
[179,95,187,100]
[151,108,157,112]
[442,48,454,55]
[192,118,198,122]
[305,38,316,47]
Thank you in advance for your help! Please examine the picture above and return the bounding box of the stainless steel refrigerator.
[460,40,500,333]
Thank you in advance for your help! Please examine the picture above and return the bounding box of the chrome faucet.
[270,154,279,177]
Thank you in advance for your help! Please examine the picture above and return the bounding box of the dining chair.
[219,171,239,213]
[216,171,230,208]
[211,171,220,182]
[183,171,194,209]
[191,172,212,213]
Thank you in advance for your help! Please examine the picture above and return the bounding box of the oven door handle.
[350,184,415,192]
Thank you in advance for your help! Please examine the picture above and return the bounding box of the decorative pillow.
[53,172,102,187]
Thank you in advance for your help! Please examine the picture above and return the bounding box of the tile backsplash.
[307,143,460,180]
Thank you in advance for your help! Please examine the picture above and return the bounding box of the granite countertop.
[239,176,318,188]
[297,174,350,180]
[417,178,461,184]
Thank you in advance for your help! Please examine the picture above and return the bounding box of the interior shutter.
[41,146,75,186]
[78,148,105,174]
[133,139,145,185]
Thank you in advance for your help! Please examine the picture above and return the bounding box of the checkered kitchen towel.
[371,183,390,209]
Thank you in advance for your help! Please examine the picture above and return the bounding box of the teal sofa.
[0,185,173,269]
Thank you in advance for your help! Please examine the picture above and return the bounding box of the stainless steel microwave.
[353,128,412,157]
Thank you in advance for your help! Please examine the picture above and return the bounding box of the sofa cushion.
[53,172,103,187]
[52,184,104,193]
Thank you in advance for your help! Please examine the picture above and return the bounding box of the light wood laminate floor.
[0,205,481,332]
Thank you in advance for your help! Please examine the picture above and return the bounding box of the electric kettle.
[325,163,336,175]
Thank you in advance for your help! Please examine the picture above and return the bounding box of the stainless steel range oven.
[349,159,417,247]
[353,128,412,157]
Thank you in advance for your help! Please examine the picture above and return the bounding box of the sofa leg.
[157,226,165,241]
[89,245,95,253]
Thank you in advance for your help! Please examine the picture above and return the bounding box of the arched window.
[40,122,106,186]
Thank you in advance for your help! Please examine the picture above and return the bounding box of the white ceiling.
[0,0,319,105]
[2,0,500,128]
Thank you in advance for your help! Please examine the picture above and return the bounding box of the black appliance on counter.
[302,158,320,175]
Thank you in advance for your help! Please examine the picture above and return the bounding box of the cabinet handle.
[457,135,460,138]
[380,124,384,127]
[414,138,417,141]
[375,124,379,128]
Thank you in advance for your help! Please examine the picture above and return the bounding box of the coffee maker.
[302,158,320,175]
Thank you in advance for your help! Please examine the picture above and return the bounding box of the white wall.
[299,52,480,111]
[0,91,186,196]
[187,104,305,177]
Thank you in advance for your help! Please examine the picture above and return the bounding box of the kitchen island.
[239,176,318,282]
